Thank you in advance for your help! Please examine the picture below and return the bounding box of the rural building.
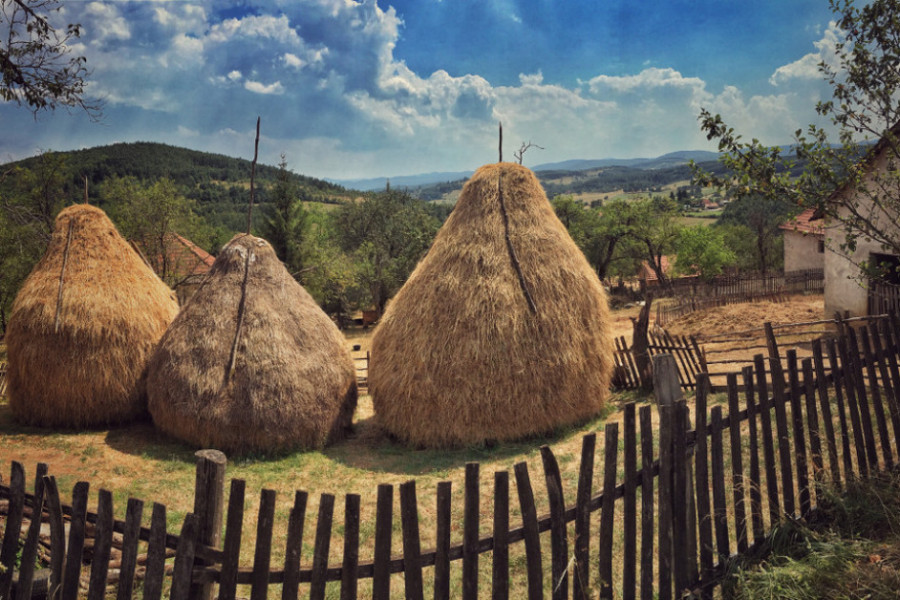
[823,125,900,317]
[780,207,825,273]
[132,233,214,304]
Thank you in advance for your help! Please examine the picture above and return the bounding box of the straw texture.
[5,204,179,427]
[369,162,614,447]
[147,234,357,455]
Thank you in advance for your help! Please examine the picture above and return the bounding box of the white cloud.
[244,80,285,95]
[770,21,842,85]
[84,2,131,43]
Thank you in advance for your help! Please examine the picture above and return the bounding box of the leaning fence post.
[191,449,227,600]
[654,354,683,600]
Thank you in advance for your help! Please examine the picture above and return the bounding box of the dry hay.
[5,204,179,427]
[663,295,825,338]
[369,162,614,448]
[147,234,357,455]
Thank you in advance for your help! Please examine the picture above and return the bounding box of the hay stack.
[147,234,357,455]
[369,163,614,447]
[5,204,179,427]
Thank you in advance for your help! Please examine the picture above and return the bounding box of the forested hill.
[0,142,355,234]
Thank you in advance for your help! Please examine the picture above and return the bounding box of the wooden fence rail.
[2,313,899,599]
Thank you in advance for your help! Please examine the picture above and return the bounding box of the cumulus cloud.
[770,21,842,85]
[244,80,285,95]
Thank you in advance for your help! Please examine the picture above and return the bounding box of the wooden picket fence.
[2,314,900,599]
[869,280,900,316]
[612,331,705,391]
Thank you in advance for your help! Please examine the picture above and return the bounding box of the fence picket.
[710,406,730,565]
[251,489,277,600]
[639,405,655,600]
[769,357,796,517]
[867,323,900,455]
[838,335,870,476]
[540,446,568,600]
[754,355,781,525]
[220,479,246,600]
[726,374,748,553]
[342,493,361,600]
[786,350,810,516]
[87,489,114,600]
[860,327,894,468]
[514,462,542,600]
[42,475,65,598]
[400,482,424,600]
[847,329,879,469]
[142,503,167,600]
[17,472,45,600]
[0,461,25,599]
[623,403,638,600]
[827,337,858,478]
[310,494,336,600]
[435,481,452,600]
[283,490,307,600]
[169,513,199,600]
[693,376,714,598]
[812,339,841,489]
[116,498,145,600]
[492,473,509,600]
[742,367,765,545]
[463,462,480,600]
[574,433,595,600]
[802,358,825,501]
[373,484,393,600]
[599,423,620,600]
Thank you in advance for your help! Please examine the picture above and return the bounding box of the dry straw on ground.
[147,234,357,455]
[370,162,614,448]
[5,204,179,427]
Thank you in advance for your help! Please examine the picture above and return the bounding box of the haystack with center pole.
[5,204,179,427]
[147,233,357,455]
[369,162,614,447]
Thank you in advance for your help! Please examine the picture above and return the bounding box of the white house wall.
[783,230,824,273]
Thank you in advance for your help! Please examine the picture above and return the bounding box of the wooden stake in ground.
[246,117,260,234]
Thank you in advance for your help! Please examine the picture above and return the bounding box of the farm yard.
[5,291,900,598]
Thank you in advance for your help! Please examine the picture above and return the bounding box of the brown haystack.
[370,163,614,447]
[6,204,179,427]
[146,234,357,455]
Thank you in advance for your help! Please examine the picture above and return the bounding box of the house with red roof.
[132,233,215,305]
[779,207,826,273]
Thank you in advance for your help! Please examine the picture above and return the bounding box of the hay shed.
[5,204,179,427]
[369,162,614,448]
[146,234,357,455]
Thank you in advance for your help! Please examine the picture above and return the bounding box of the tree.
[333,188,439,315]
[694,0,900,281]
[717,194,794,273]
[674,225,736,280]
[262,154,310,274]
[1,0,99,116]
[626,197,683,288]
[103,177,214,289]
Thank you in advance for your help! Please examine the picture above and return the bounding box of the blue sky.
[0,0,843,179]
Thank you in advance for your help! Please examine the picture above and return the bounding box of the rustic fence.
[656,269,824,326]
[869,281,900,316]
[2,314,900,599]
[612,330,705,391]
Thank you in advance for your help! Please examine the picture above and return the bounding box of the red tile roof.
[780,207,825,235]
[133,233,214,281]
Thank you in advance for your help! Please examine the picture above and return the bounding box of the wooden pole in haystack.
[499,122,503,163]
[246,116,260,234]
[83,175,89,204]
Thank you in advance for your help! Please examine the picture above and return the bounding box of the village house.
[132,233,215,305]
[779,207,826,273]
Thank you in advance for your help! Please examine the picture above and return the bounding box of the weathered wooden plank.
[341,493,361,600]
[671,402,690,596]
[491,473,509,600]
[812,338,841,489]
[463,462,480,600]
[116,498,145,600]
[623,403,638,600]
[400,482,424,600]
[639,406,655,600]
[726,374,748,553]
[0,461,25,599]
[743,367,765,545]
[693,376,714,598]
[786,350,811,516]
[802,358,825,503]
[599,422,619,600]
[220,479,246,600]
[87,490,114,600]
[575,433,595,600]
[435,481,452,600]
[142,503,167,600]
[283,490,307,600]
[868,322,900,458]
[838,334,870,476]
[169,513,199,600]
[540,446,568,600]
[655,355,678,600]
[251,489,277,600]
[17,473,45,600]
[310,494,335,600]
[860,327,893,468]
[514,462,542,600]
[827,337,857,478]
[754,355,781,525]
[192,449,226,600]
[373,484,393,600]
[769,356,796,517]
[42,475,66,597]
[710,407,730,565]
[847,329,879,470]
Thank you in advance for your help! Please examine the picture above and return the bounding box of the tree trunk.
[631,292,654,392]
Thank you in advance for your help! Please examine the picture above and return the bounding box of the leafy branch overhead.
[692,0,900,280]
[0,0,100,117]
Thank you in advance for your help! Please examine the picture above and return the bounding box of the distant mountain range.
[330,150,720,191]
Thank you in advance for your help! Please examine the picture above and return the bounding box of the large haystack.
[146,234,357,455]
[6,204,179,427]
[370,162,614,447]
